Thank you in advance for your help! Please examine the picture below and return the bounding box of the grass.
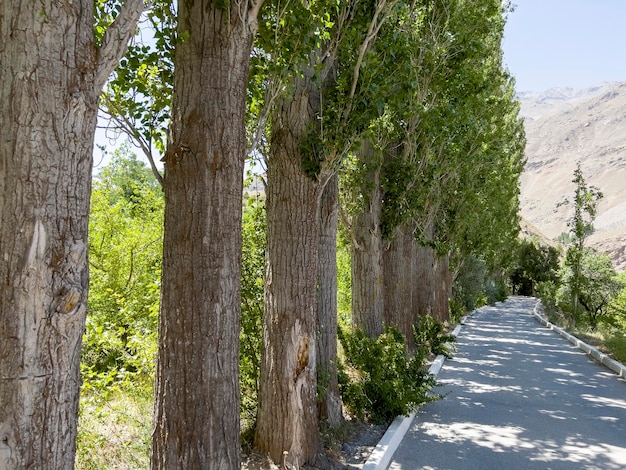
[568,325,626,365]
[605,333,626,363]
[76,384,152,469]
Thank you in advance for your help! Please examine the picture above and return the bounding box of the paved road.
[388,296,626,469]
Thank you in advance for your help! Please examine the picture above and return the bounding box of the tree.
[151,0,263,467]
[255,1,399,464]
[576,250,623,330]
[560,162,603,316]
[341,0,525,336]
[316,175,342,425]
[510,239,560,296]
[0,1,144,467]
[99,0,176,183]
[84,146,163,388]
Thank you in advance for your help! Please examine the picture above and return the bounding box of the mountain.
[518,81,626,271]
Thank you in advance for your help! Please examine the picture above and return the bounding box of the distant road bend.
[389,296,626,470]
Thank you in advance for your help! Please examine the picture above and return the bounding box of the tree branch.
[95,0,147,91]
[99,94,164,186]
[342,0,399,125]
[247,0,266,32]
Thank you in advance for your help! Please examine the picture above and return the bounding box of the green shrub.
[453,255,488,312]
[78,147,160,467]
[84,147,162,394]
[240,196,266,435]
[606,334,626,364]
[338,325,436,424]
[536,281,558,314]
[448,297,465,324]
[413,315,456,359]
[485,277,509,305]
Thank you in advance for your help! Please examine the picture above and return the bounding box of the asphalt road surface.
[388,296,626,469]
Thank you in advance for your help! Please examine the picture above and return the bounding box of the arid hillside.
[519,81,626,271]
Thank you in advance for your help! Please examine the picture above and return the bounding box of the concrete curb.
[531,301,626,378]
[362,316,468,470]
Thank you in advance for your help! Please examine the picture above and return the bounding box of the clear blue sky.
[502,0,626,92]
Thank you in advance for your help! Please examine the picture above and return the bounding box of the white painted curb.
[362,317,467,470]
[531,301,626,378]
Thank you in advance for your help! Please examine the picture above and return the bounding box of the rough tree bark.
[383,224,415,345]
[350,140,384,338]
[413,244,434,317]
[413,221,451,324]
[316,174,342,426]
[255,75,321,467]
[151,1,261,468]
[0,1,143,468]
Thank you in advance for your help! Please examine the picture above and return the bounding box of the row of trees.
[1,0,525,468]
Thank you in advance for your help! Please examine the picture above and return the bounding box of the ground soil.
[241,420,387,469]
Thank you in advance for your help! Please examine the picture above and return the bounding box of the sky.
[502,0,626,92]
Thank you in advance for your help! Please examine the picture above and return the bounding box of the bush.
[413,315,456,359]
[606,334,626,364]
[78,147,160,467]
[557,249,623,329]
[240,196,266,434]
[84,147,162,393]
[453,255,488,312]
[485,277,509,305]
[338,325,437,424]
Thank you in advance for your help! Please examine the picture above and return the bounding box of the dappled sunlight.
[537,409,575,421]
[441,378,523,394]
[415,420,626,468]
[452,357,502,368]
[581,394,626,410]
[421,421,534,452]
[544,368,584,377]
[478,370,515,380]
[559,439,626,467]
[442,365,475,374]
[545,348,582,356]
[390,297,626,469]
[455,396,486,408]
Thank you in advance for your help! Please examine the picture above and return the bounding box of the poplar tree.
[0,1,144,466]
[151,0,263,467]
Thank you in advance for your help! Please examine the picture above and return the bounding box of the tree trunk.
[152,1,258,468]
[432,253,451,323]
[255,78,320,467]
[316,174,342,427]
[414,244,434,318]
[383,225,415,344]
[414,245,451,324]
[350,141,384,337]
[0,1,141,468]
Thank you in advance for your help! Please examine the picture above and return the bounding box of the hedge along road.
[388,296,626,470]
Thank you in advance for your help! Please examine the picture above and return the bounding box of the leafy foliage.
[99,0,176,178]
[413,315,457,359]
[558,163,604,318]
[76,388,152,469]
[240,196,266,434]
[338,324,438,424]
[452,255,488,312]
[77,146,161,467]
[557,249,623,329]
[83,145,163,394]
[336,225,353,326]
[510,239,560,296]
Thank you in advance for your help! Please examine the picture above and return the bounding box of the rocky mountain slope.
[518,81,626,271]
